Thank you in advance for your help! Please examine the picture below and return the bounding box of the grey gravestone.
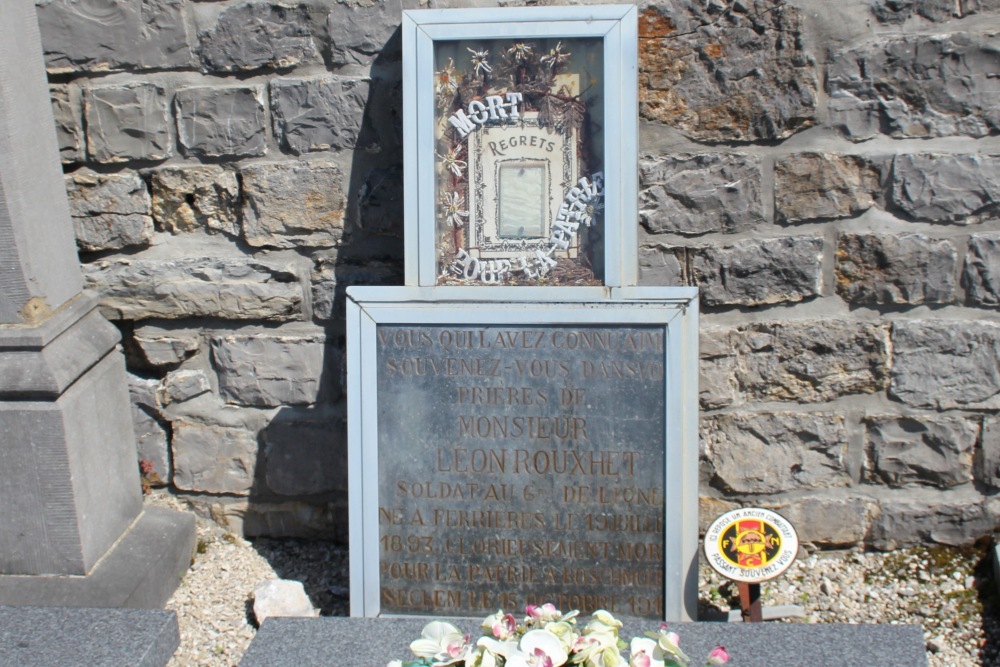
[347,290,700,621]
[377,324,666,617]
[239,616,929,667]
[0,1,194,607]
[0,606,179,667]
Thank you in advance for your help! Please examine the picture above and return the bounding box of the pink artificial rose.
[707,646,730,665]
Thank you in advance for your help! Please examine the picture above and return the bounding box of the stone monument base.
[0,506,195,608]
[238,616,928,667]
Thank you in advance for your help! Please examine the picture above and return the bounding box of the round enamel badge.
[704,508,798,583]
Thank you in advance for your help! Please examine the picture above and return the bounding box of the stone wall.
[37,0,1000,548]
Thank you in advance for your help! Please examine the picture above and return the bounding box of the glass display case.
[402,6,637,287]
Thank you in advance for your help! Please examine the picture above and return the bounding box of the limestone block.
[666,236,823,307]
[964,233,1000,308]
[891,154,1000,224]
[65,172,153,253]
[733,320,889,403]
[355,166,404,237]
[198,3,321,73]
[270,76,369,154]
[774,153,885,223]
[836,233,957,305]
[702,412,850,494]
[175,86,266,158]
[870,0,1000,23]
[890,319,1000,409]
[172,421,258,494]
[50,85,83,163]
[253,580,317,625]
[981,417,1000,488]
[148,165,240,237]
[828,35,1000,140]
[327,0,403,66]
[261,416,347,495]
[865,415,978,488]
[770,497,873,548]
[82,257,304,322]
[183,496,347,539]
[311,257,402,321]
[128,374,159,413]
[698,497,740,534]
[36,0,194,73]
[699,328,737,410]
[638,154,763,235]
[84,83,171,162]
[128,374,169,484]
[638,1,817,142]
[638,245,684,286]
[241,162,346,248]
[158,369,211,406]
[210,334,338,407]
[870,495,991,548]
[131,405,170,485]
[133,327,201,369]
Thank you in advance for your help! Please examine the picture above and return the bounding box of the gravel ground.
[150,492,1000,666]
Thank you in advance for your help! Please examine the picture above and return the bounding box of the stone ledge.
[0,506,195,609]
[239,617,927,666]
[0,605,179,667]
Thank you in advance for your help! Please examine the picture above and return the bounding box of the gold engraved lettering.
[458,416,587,441]
[456,386,548,406]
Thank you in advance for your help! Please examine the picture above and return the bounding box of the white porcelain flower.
[410,621,467,662]
[628,637,664,667]
[505,629,569,667]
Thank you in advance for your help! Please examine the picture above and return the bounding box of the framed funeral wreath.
[402,6,638,287]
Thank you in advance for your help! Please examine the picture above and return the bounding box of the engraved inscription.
[376,325,666,617]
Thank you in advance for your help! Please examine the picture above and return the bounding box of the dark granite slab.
[239,616,928,666]
[0,606,179,667]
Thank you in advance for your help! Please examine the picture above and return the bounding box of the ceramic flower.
[506,629,569,667]
[392,607,733,667]
[628,638,662,667]
[584,610,623,636]
[410,621,468,663]
[482,610,518,640]
[572,631,623,667]
[643,625,689,666]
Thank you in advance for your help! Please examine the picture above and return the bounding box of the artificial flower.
[410,621,468,663]
[705,646,729,665]
[441,191,469,228]
[467,47,493,75]
[392,607,732,667]
[540,41,570,69]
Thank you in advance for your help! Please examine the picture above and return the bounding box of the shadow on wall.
[247,24,407,544]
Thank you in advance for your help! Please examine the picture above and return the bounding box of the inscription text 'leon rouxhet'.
[376,325,667,617]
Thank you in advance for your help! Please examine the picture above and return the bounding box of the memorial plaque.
[377,324,665,617]
[347,289,700,621]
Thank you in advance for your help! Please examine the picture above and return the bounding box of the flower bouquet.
[388,604,729,667]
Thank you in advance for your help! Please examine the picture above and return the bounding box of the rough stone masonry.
[36,0,1000,548]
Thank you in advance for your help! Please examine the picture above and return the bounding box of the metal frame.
[402,5,639,287]
[347,286,699,621]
